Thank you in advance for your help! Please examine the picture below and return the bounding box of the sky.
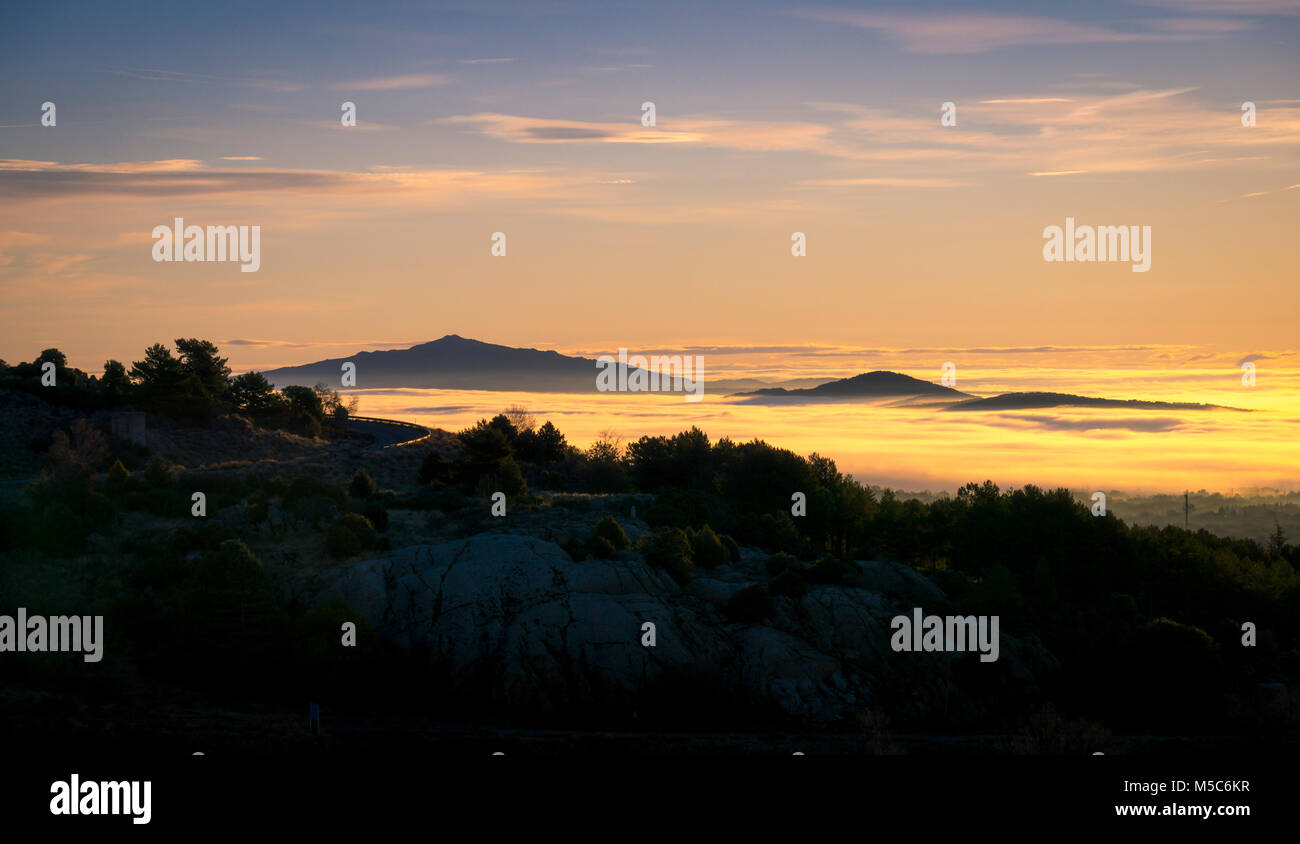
[0,0,1297,395]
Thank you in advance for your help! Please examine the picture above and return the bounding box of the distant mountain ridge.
[262,338,1244,411]
[943,391,1241,412]
[264,335,771,393]
[733,370,973,401]
[263,335,603,391]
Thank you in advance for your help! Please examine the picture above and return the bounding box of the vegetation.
[0,340,357,436]
[3,351,1298,740]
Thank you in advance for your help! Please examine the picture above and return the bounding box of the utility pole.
[1184,490,1189,530]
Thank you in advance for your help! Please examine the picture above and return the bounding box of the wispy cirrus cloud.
[1128,0,1300,14]
[104,68,305,91]
[441,113,702,144]
[799,176,966,188]
[0,158,574,202]
[442,112,841,154]
[332,73,449,90]
[791,8,1251,52]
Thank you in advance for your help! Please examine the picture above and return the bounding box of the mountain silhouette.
[943,391,1242,412]
[733,370,972,402]
[262,335,729,393]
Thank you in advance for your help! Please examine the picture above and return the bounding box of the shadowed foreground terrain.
[1,355,1297,754]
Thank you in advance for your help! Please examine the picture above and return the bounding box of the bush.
[591,515,630,551]
[725,585,774,623]
[689,524,728,568]
[143,454,179,487]
[327,524,363,559]
[562,537,586,562]
[769,567,807,599]
[806,555,856,584]
[721,534,741,563]
[418,449,453,486]
[348,468,377,499]
[586,536,617,559]
[642,526,694,586]
[333,512,376,549]
[106,459,131,487]
[286,475,345,506]
[357,501,388,532]
[765,552,801,577]
[205,539,265,588]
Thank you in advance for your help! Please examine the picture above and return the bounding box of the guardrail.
[344,415,434,449]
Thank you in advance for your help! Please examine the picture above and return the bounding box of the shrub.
[327,524,362,559]
[725,585,774,623]
[591,515,630,551]
[348,468,377,499]
[207,538,265,588]
[689,524,728,569]
[586,536,617,559]
[721,534,741,563]
[642,526,694,586]
[769,567,807,599]
[143,454,178,487]
[286,475,345,506]
[106,459,131,487]
[806,555,856,584]
[358,501,388,532]
[765,552,801,577]
[334,512,376,549]
[562,537,586,562]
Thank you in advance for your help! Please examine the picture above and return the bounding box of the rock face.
[311,534,1058,724]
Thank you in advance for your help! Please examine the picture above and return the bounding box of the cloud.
[220,156,263,161]
[1004,414,1188,432]
[105,68,304,92]
[442,113,702,144]
[0,158,572,202]
[226,338,416,349]
[791,8,1248,53]
[981,98,1075,104]
[799,177,966,187]
[460,57,518,64]
[333,73,449,90]
[1128,0,1300,14]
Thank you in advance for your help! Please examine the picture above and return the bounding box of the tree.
[503,405,536,433]
[229,371,280,415]
[130,343,186,398]
[313,382,358,422]
[175,338,231,400]
[36,348,67,370]
[101,360,131,403]
[1268,522,1287,556]
[516,420,570,465]
[281,385,324,435]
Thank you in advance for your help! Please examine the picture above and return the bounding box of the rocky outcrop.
[310,534,1058,724]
